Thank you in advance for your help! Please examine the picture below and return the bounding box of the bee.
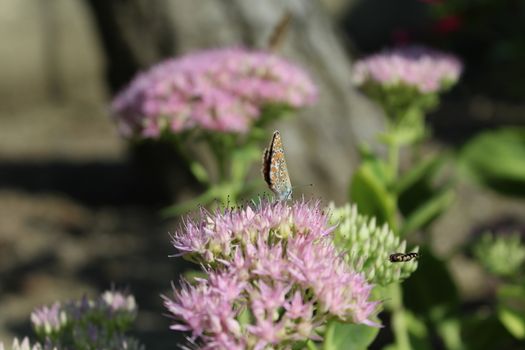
[389,252,419,263]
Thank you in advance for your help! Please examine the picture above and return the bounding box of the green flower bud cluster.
[328,203,418,286]
[474,232,525,278]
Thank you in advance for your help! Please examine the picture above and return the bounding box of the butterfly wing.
[262,146,272,188]
[266,131,292,201]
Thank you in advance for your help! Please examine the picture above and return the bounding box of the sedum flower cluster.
[0,338,54,350]
[164,199,381,350]
[29,290,142,350]
[328,203,418,286]
[112,48,317,138]
[352,45,462,143]
[352,45,462,95]
[474,232,525,278]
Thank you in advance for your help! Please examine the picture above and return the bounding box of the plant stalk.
[389,283,411,350]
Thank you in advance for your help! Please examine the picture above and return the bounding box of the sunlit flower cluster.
[165,199,380,350]
[352,45,462,94]
[112,48,317,138]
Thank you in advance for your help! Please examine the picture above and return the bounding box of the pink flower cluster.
[165,200,380,350]
[30,302,67,335]
[111,48,317,138]
[29,290,140,350]
[352,45,462,93]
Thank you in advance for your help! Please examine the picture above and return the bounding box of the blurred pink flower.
[100,290,137,313]
[164,199,380,349]
[30,302,67,335]
[112,48,317,138]
[352,45,463,94]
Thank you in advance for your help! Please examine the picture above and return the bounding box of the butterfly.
[262,130,292,201]
[389,252,420,263]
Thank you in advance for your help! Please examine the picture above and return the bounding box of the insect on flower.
[262,130,293,201]
[389,252,420,263]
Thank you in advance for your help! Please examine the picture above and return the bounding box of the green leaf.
[497,284,525,339]
[399,188,454,236]
[306,340,319,350]
[458,127,525,197]
[498,307,525,340]
[322,321,379,350]
[404,311,433,350]
[231,144,260,183]
[349,158,397,229]
[397,153,450,219]
[189,161,210,184]
[435,317,464,350]
[396,155,446,196]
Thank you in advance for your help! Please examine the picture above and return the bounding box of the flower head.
[29,290,141,350]
[101,290,137,314]
[30,302,67,336]
[164,199,381,349]
[474,232,525,278]
[112,48,317,138]
[328,203,419,286]
[352,45,462,94]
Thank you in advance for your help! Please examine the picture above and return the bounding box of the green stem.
[160,186,221,217]
[306,339,319,350]
[212,138,228,183]
[388,140,400,181]
[169,136,211,186]
[386,127,410,349]
[389,283,411,350]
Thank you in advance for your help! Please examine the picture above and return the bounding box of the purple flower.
[164,199,380,349]
[163,271,244,341]
[101,290,137,313]
[30,302,67,335]
[352,45,462,94]
[29,290,141,350]
[112,48,317,138]
[170,200,331,264]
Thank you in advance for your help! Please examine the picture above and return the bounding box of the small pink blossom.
[352,45,462,94]
[30,302,67,335]
[101,290,137,313]
[112,48,317,138]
